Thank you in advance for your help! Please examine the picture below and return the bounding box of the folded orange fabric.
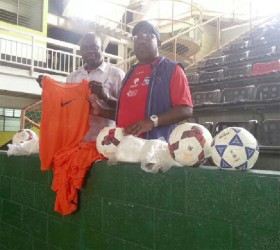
[52,142,104,215]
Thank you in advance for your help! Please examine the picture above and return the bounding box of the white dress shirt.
[66,61,125,141]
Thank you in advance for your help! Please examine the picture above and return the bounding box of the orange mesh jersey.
[40,76,91,170]
[40,77,104,215]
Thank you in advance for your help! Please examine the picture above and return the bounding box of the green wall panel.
[0,152,279,250]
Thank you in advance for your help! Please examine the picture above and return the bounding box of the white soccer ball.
[12,129,37,144]
[96,127,124,158]
[210,127,259,170]
[168,123,212,167]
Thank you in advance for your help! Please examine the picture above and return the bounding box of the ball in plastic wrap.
[168,123,212,167]
[12,129,37,144]
[96,127,124,158]
[140,139,180,173]
[210,127,259,170]
[116,135,147,163]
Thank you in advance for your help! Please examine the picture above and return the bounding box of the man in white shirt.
[66,33,125,141]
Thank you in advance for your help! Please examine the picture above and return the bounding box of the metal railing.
[0,26,122,77]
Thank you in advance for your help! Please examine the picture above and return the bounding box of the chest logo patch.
[142,77,150,85]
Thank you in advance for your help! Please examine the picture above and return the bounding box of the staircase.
[62,0,205,67]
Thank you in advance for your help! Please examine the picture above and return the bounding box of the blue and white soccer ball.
[210,127,259,170]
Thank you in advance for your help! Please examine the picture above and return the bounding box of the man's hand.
[124,119,154,137]
[88,94,116,120]
[89,81,107,100]
[88,94,102,115]
[36,75,45,88]
[89,81,117,108]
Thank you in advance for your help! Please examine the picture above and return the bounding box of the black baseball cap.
[132,21,160,41]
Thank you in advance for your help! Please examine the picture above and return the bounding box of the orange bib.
[40,76,91,170]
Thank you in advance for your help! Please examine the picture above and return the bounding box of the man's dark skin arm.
[125,105,193,136]
[89,95,193,135]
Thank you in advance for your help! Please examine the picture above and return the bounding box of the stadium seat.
[204,56,225,68]
[221,85,255,103]
[260,119,280,146]
[248,46,275,60]
[241,27,265,40]
[200,121,214,134]
[226,40,250,52]
[224,51,249,65]
[252,60,280,76]
[262,26,280,40]
[198,69,223,83]
[192,89,221,106]
[195,60,207,70]
[223,65,251,80]
[186,73,199,84]
[272,44,280,56]
[212,120,258,137]
[255,83,280,100]
[249,36,268,48]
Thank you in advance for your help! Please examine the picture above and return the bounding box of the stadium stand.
[187,18,280,169]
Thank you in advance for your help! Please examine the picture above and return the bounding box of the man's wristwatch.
[150,115,159,127]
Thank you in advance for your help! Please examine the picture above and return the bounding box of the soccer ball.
[96,127,124,158]
[12,129,37,144]
[210,127,259,170]
[168,123,212,167]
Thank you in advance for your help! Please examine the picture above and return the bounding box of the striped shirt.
[66,61,125,141]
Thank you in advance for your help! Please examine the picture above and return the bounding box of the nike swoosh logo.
[61,99,76,107]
